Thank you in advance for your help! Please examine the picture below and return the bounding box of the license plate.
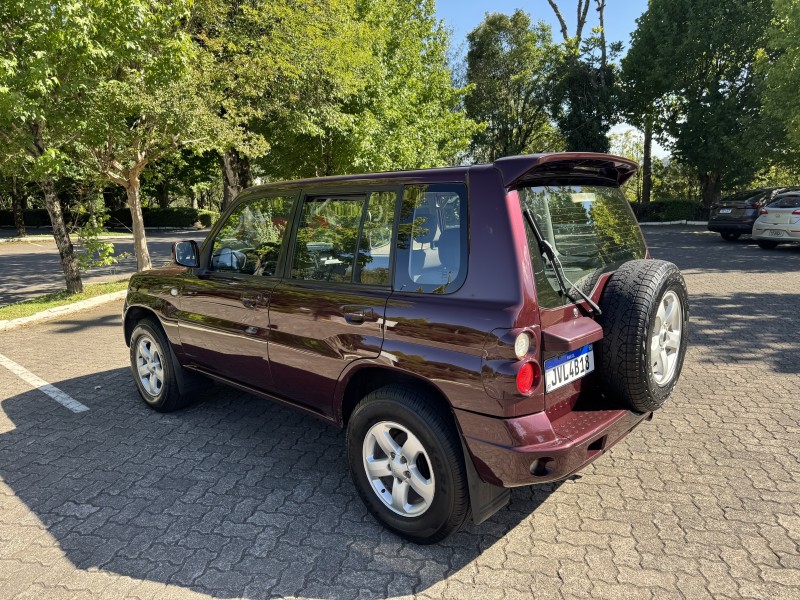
[768,229,786,237]
[719,208,732,214]
[545,344,595,393]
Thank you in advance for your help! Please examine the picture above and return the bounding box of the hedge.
[0,208,51,227]
[0,207,218,229]
[630,199,708,222]
[106,207,218,228]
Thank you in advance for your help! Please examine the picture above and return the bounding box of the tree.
[609,128,644,202]
[761,0,800,155]
[0,0,102,292]
[625,0,779,207]
[464,11,564,162]
[546,0,619,152]
[81,0,226,272]
[260,0,476,178]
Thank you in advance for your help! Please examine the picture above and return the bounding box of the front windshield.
[519,184,647,307]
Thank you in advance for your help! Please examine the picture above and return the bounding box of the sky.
[434,0,649,56]
[433,0,668,157]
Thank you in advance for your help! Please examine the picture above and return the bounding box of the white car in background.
[752,192,800,249]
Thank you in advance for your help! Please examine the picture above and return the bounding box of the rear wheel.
[129,319,196,412]
[346,385,470,544]
[757,240,779,250]
[596,260,689,413]
[720,232,741,241]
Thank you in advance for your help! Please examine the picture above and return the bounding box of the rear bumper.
[707,221,754,234]
[456,404,652,487]
[752,224,800,241]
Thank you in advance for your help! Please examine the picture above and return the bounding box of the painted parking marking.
[0,353,89,413]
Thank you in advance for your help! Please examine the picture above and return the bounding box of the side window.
[291,195,366,283]
[395,183,467,294]
[210,195,294,276]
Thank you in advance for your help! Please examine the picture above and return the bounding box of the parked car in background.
[752,192,800,249]
[708,187,800,241]
[123,152,689,543]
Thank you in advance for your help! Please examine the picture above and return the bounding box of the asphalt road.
[0,227,798,599]
[0,230,210,307]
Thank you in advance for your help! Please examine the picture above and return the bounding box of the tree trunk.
[157,180,170,209]
[41,178,83,294]
[11,176,26,237]
[700,171,721,207]
[642,119,653,204]
[220,149,251,210]
[126,176,152,271]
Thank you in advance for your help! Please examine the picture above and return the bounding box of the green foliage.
[551,49,617,153]
[260,0,477,177]
[609,128,644,202]
[0,280,129,321]
[465,11,564,161]
[75,209,128,270]
[631,199,705,222]
[761,0,800,157]
[623,0,781,204]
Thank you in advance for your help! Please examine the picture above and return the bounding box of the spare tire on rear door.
[595,259,688,413]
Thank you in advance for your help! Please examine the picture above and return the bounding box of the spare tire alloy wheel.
[362,421,435,517]
[597,259,689,413]
[650,291,683,386]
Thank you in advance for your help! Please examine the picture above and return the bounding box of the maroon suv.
[123,152,689,543]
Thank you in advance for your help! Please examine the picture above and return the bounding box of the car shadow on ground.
[0,368,564,599]
[687,291,800,374]
[644,228,800,274]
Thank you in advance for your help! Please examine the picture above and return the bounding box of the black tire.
[720,232,741,241]
[129,319,195,412]
[757,240,779,250]
[346,385,470,544]
[596,260,689,413]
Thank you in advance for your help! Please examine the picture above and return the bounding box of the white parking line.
[0,353,89,413]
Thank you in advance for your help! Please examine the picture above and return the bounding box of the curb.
[0,235,134,244]
[0,291,127,332]
[639,220,708,226]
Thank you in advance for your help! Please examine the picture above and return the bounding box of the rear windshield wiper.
[523,208,602,316]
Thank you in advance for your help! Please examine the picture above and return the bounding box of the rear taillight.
[516,362,541,395]
[759,208,769,215]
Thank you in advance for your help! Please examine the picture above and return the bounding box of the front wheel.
[720,232,741,241]
[346,385,470,544]
[129,319,195,412]
[757,240,779,250]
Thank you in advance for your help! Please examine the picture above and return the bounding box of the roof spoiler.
[493,152,638,189]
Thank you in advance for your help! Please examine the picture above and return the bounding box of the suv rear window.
[519,185,647,307]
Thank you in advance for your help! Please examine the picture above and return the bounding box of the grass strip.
[0,280,129,320]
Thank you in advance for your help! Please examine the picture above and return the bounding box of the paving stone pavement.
[0,227,798,600]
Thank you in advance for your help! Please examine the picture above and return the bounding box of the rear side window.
[395,183,468,294]
[210,194,294,276]
[290,191,397,285]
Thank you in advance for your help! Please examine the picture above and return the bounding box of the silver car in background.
[752,192,800,249]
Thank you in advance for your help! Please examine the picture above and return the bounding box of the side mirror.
[173,240,199,268]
